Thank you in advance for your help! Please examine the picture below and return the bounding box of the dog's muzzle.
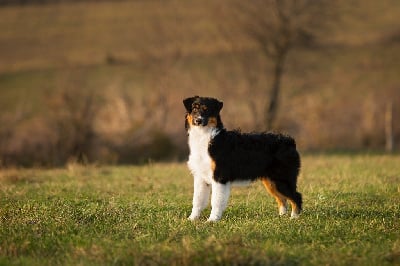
[193,116,207,126]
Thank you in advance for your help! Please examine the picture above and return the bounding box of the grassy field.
[1,154,399,265]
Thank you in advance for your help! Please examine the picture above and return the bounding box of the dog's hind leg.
[261,178,288,216]
[274,180,302,219]
[288,192,302,219]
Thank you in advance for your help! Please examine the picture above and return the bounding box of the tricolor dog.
[184,96,302,222]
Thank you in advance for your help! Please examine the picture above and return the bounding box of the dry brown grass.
[0,0,400,165]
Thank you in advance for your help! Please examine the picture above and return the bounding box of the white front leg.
[188,178,211,221]
[208,182,231,222]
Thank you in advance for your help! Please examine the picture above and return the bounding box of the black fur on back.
[209,129,301,186]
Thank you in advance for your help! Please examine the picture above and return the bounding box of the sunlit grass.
[0,154,399,265]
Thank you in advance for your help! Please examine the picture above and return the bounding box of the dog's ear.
[216,100,223,112]
[183,96,198,112]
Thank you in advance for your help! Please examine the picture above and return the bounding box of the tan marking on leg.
[261,178,287,215]
[288,199,301,218]
[211,159,216,172]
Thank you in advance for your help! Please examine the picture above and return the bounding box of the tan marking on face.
[186,113,193,126]
[207,117,218,127]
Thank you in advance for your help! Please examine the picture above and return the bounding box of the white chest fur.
[187,126,219,184]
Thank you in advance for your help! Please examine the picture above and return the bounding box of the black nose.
[194,117,203,125]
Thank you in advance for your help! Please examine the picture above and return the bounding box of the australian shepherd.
[183,96,302,222]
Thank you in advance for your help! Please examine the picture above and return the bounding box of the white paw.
[290,212,300,219]
[207,215,221,222]
[188,213,200,221]
[279,206,288,216]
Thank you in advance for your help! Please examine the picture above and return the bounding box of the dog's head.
[183,96,223,129]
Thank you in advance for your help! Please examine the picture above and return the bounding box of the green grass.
[1,154,399,265]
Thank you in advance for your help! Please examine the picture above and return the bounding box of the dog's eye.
[192,107,198,112]
[201,106,208,111]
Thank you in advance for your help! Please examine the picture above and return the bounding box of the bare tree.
[47,87,101,165]
[229,0,335,129]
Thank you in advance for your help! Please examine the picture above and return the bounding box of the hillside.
[0,0,399,165]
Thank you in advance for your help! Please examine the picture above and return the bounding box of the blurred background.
[0,0,399,167]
